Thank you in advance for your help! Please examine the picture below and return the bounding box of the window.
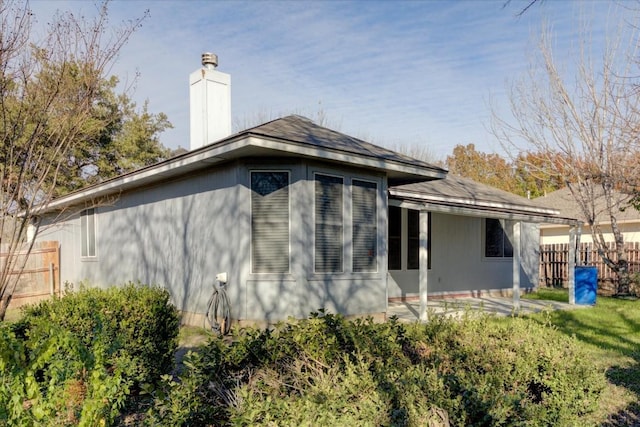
[388,206,401,270]
[251,171,290,273]
[485,218,513,258]
[388,208,431,270]
[80,208,96,258]
[352,179,377,272]
[407,210,431,269]
[315,174,344,273]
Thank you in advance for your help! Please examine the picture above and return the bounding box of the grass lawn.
[524,288,640,425]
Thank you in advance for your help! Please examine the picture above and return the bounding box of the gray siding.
[388,211,540,299]
[37,159,388,323]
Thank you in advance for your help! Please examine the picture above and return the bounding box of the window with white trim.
[80,208,96,258]
[251,171,290,273]
[352,179,377,272]
[484,218,513,258]
[315,174,344,273]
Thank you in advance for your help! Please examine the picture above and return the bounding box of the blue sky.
[29,0,622,161]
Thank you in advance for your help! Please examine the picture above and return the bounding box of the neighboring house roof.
[530,186,640,225]
[39,115,446,213]
[389,174,576,224]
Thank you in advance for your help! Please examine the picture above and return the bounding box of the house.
[32,54,578,325]
[532,186,640,245]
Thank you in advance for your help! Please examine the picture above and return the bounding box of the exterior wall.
[540,222,640,245]
[36,159,388,324]
[238,160,388,323]
[388,210,539,300]
[38,163,244,319]
[520,222,540,289]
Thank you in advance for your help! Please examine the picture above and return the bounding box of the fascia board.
[540,218,640,229]
[38,137,248,212]
[389,188,560,217]
[389,196,577,224]
[38,133,445,214]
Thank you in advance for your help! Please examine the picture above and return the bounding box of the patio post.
[568,223,578,305]
[512,221,521,310]
[419,210,429,322]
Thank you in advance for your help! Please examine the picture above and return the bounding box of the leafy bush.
[1,283,180,426]
[20,282,180,386]
[147,311,605,426]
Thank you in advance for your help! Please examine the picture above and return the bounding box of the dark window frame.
[388,207,431,271]
[484,218,513,258]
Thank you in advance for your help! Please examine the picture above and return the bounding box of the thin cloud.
[27,0,625,159]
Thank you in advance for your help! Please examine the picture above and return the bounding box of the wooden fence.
[1,241,60,308]
[539,241,640,293]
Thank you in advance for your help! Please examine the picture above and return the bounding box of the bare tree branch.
[0,0,148,319]
[492,13,640,295]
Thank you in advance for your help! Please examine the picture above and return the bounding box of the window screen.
[251,171,290,273]
[80,208,96,258]
[315,174,343,273]
[352,180,377,272]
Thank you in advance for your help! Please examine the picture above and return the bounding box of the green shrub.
[1,283,180,426]
[148,311,604,426]
[0,323,27,424]
[20,282,180,386]
[410,314,605,425]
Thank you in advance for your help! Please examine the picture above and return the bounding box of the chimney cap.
[202,52,218,69]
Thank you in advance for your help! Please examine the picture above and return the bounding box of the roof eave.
[389,198,578,225]
[389,188,560,217]
[38,133,445,214]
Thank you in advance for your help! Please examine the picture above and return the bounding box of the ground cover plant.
[3,286,634,426]
[147,310,604,426]
[0,283,179,426]
[524,289,640,425]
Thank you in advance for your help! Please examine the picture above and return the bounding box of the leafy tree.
[0,0,148,320]
[445,144,521,195]
[55,75,172,195]
[492,17,640,295]
[512,151,566,198]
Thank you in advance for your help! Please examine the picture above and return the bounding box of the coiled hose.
[206,282,231,335]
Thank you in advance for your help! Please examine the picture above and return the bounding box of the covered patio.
[388,175,583,322]
[387,296,588,322]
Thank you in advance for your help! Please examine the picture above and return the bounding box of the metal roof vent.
[201,52,218,70]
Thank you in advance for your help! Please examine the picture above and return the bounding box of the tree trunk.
[615,258,631,295]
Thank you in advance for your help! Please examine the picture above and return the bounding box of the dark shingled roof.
[242,115,445,174]
[530,186,640,224]
[391,174,557,215]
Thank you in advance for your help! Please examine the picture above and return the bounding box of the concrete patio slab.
[387,297,590,322]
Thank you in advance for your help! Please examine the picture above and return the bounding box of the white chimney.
[189,53,231,150]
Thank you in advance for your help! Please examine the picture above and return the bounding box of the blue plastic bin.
[575,266,597,305]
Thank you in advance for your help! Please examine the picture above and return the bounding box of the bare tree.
[492,20,640,295]
[0,0,147,319]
